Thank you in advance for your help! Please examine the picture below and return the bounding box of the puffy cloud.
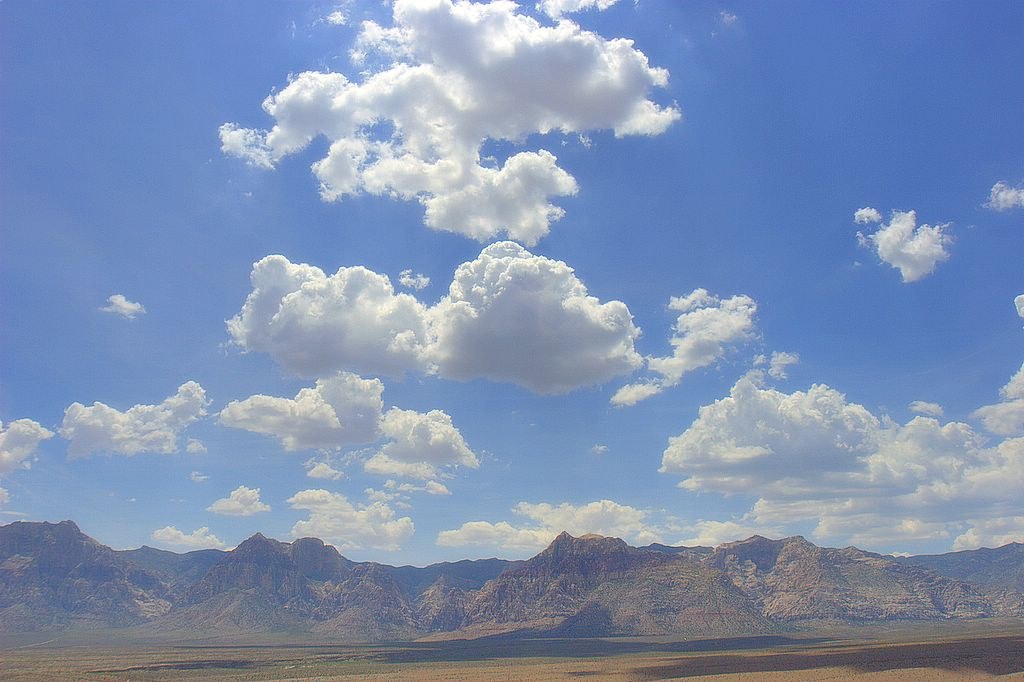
[678,519,779,548]
[185,439,207,454]
[221,0,677,243]
[306,461,344,480]
[219,372,476,483]
[612,289,756,406]
[151,525,225,550]
[437,499,662,553]
[909,400,944,418]
[591,443,608,455]
[985,181,1024,211]
[0,419,54,475]
[1015,294,1024,320]
[219,373,384,450]
[767,351,799,380]
[207,485,271,516]
[398,269,430,291]
[363,455,439,480]
[662,375,879,493]
[661,373,1024,550]
[323,8,348,26]
[366,408,478,481]
[428,242,642,393]
[853,207,882,224]
[99,294,146,319]
[229,244,642,394]
[972,363,1024,436]
[436,520,555,552]
[953,517,1024,550]
[384,479,451,496]
[60,382,209,457]
[856,209,952,283]
[227,256,429,378]
[288,488,414,551]
[537,0,621,20]
[609,381,661,406]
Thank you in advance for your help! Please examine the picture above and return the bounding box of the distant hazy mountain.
[896,543,1024,594]
[1,521,1021,642]
[0,520,170,631]
[707,535,1012,623]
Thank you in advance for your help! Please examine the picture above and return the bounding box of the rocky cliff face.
[2,521,1020,641]
[708,535,1012,623]
[0,521,171,631]
[897,543,1024,594]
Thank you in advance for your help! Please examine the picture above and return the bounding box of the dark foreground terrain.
[2,623,1022,680]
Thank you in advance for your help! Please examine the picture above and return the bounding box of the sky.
[1,0,1022,565]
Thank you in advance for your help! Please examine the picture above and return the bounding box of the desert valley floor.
[3,623,1023,681]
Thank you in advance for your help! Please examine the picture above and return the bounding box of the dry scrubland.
[2,625,1022,681]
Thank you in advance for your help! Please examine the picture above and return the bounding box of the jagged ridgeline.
[1,521,1022,641]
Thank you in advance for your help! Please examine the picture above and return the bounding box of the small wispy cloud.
[100,294,146,319]
[398,269,430,291]
[985,181,1024,211]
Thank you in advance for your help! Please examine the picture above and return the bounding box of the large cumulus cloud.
[661,372,1024,550]
[59,382,209,457]
[228,242,643,394]
[220,0,678,243]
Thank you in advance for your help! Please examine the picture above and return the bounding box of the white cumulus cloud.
[323,8,348,25]
[60,382,209,457]
[0,419,54,475]
[953,517,1024,550]
[288,488,414,551]
[229,243,643,394]
[437,499,662,553]
[227,256,429,378]
[972,363,1024,436]
[661,373,1024,551]
[909,400,944,418]
[306,461,344,480]
[428,242,642,393]
[985,181,1024,211]
[207,485,271,516]
[364,407,478,481]
[767,351,799,380]
[151,525,225,549]
[219,372,384,450]
[612,289,756,406]
[100,294,146,319]
[853,206,882,224]
[1015,294,1024,320]
[220,0,678,244]
[398,269,430,290]
[678,519,779,548]
[856,209,952,283]
[537,0,620,20]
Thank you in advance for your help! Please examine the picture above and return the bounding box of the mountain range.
[1,520,1021,642]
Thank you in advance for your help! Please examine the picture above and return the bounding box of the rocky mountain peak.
[709,534,815,572]
[541,531,632,558]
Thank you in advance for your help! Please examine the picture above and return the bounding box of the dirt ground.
[1,629,1022,680]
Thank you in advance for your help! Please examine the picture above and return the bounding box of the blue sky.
[1,0,1022,564]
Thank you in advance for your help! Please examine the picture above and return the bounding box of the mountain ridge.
[2,520,1021,642]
